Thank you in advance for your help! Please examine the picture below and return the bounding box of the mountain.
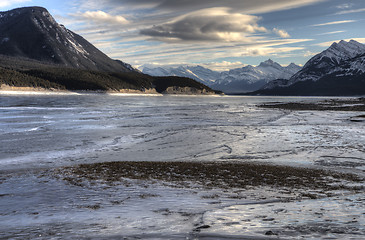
[142,60,301,94]
[287,40,365,85]
[0,7,134,72]
[212,60,301,93]
[254,40,365,96]
[0,6,218,94]
[142,65,221,86]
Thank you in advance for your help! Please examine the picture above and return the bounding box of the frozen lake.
[0,93,364,239]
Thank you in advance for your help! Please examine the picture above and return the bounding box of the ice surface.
[202,194,365,238]
[1,94,363,171]
[0,94,364,239]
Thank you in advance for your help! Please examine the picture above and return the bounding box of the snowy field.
[0,94,364,239]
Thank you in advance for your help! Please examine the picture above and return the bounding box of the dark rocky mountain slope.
[0,7,134,73]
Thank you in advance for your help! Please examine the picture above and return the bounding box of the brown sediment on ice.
[258,98,365,111]
[55,161,364,196]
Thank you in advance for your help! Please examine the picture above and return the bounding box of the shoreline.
[0,85,223,97]
[0,89,221,97]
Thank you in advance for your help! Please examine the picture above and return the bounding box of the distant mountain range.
[254,40,365,96]
[143,39,365,96]
[0,7,216,94]
[142,60,302,93]
[212,60,302,93]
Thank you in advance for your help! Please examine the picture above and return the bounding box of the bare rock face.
[0,7,134,73]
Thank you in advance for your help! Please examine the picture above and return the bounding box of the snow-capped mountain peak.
[328,39,365,57]
[303,40,365,69]
[257,40,365,95]
[287,62,300,68]
[335,39,365,52]
[142,59,301,93]
[258,59,282,69]
[276,39,365,87]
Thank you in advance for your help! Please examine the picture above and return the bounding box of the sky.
[1,0,365,71]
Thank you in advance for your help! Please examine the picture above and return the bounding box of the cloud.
[335,8,365,15]
[335,3,354,9]
[106,0,326,14]
[68,0,322,66]
[137,61,246,71]
[140,8,267,42]
[317,30,345,36]
[311,20,357,27]
[0,0,30,8]
[243,47,303,56]
[79,11,129,25]
[303,50,318,57]
[104,38,312,67]
[314,40,338,47]
[273,28,290,38]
